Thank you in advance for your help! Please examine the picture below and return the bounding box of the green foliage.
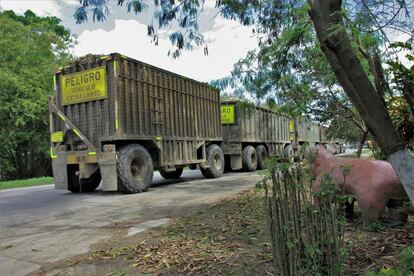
[401,246,414,273]
[264,162,345,275]
[0,10,72,180]
[366,221,385,232]
[2,10,71,41]
[0,177,54,190]
[366,268,406,276]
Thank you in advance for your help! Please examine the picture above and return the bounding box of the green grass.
[361,148,373,155]
[0,176,54,191]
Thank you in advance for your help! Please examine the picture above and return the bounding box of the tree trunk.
[402,79,414,116]
[307,0,414,205]
[356,130,368,158]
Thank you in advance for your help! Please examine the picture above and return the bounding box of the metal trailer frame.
[50,53,222,192]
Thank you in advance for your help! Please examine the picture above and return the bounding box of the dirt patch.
[34,189,413,275]
[343,217,414,275]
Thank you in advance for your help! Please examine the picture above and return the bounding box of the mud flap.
[52,156,68,190]
[99,152,117,191]
[230,154,242,170]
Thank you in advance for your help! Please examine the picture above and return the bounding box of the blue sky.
[0,0,258,82]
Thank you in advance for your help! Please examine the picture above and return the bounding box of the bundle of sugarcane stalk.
[264,164,345,276]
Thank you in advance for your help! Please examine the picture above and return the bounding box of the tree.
[0,10,72,180]
[212,3,370,157]
[73,0,414,203]
[307,0,414,202]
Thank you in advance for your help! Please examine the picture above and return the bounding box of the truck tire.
[256,145,267,170]
[282,144,294,162]
[159,167,183,179]
[294,146,303,162]
[242,145,258,172]
[117,144,153,193]
[67,166,101,193]
[201,144,224,178]
[301,143,312,161]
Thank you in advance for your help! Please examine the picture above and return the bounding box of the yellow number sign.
[61,67,107,105]
[221,105,235,124]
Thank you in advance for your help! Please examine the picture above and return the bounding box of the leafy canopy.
[0,10,72,179]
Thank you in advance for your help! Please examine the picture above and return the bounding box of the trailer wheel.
[67,165,80,193]
[201,144,224,178]
[159,167,183,179]
[117,144,153,193]
[242,145,258,172]
[294,147,303,162]
[301,143,312,161]
[282,144,294,162]
[67,166,101,193]
[256,145,267,170]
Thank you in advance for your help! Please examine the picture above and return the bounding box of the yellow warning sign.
[221,105,235,124]
[51,131,63,143]
[61,67,107,105]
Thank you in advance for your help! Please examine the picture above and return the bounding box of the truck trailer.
[220,100,292,171]
[220,101,343,166]
[50,53,224,193]
[49,54,344,194]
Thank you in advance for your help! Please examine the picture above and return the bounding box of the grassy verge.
[0,176,54,190]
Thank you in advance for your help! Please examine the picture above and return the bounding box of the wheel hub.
[131,157,146,181]
[213,153,222,169]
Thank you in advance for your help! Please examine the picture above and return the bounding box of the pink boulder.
[312,148,406,226]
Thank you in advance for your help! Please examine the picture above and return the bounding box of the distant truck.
[49,53,344,194]
[220,101,291,171]
[220,101,344,168]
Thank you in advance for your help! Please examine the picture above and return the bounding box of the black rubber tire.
[117,144,154,193]
[242,145,258,172]
[294,147,303,162]
[159,167,183,179]
[200,144,224,178]
[256,145,267,170]
[282,144,294,162]
[67,165,101,193]
[67,165,80,193]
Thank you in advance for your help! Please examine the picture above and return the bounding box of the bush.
[264,162,346,275]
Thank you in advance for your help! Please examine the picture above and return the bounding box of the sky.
[0,0,258,82]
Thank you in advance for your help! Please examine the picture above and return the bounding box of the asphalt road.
[0,170,261,275]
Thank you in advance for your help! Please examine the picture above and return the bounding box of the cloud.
[73,17,257,82]
[1,0,257,82]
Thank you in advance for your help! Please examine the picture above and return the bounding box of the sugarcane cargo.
[49,53,344,194]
